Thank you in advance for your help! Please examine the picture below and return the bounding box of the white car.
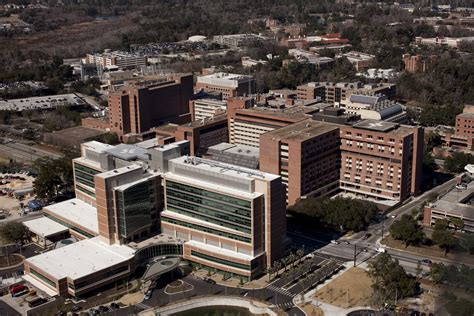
[330,240,339,245]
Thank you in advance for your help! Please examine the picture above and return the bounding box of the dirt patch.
[382,236,474,265]
[313,267,373,309]
[300,303,324,316]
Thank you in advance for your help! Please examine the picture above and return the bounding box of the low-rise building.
[415,36,474,48]
[341,51,375,71]
[423,178,474,233]
[196,72,256,100]
[85,50,147,70]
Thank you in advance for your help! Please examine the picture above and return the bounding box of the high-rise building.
[196,73,256,100]
[338,120,423,203]
[227,105,321,147]
[160,156,288,281]
[108,74,193,137]
[260,119,341,205]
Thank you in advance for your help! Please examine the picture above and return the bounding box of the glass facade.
[166,181,252,234]
[74,163,101,189]
[136,243,183,265]
[161,216,251,243]
[76,185,96,198]
[116,179,155,238]
[30,268,56,288]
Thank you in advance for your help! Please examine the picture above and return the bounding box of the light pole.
[353,244,357,267]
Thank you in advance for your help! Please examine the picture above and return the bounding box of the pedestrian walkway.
[267,284,296,297]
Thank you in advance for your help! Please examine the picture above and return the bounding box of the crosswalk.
[275,301,294,309]
[267,284,296,297]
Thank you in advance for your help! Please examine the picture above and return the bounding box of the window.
[191,250,253,271]
[162,216,251,243]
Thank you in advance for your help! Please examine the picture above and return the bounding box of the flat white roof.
[26,237,135,281]
[170,156,279,181]
[44,198,98,234]
[23,217,68,238]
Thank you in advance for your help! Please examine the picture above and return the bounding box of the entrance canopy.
[23,217,68,238]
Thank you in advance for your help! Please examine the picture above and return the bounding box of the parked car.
[330,240,339,245]
[144,289,153,300]
[363,233,372,239]
[341,240,350,245]
[421,259,433,266]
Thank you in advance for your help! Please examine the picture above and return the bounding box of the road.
[315,177,460,272]
[0,140,61,164]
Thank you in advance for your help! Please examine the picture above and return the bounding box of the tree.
[450,218,464,231]
[289,197,377,232]
[296,249,305,265]
[445,152,474,173]
[0,222,27,243]
[429,262,447,284]
[431,219,457,255]
[415,261,423,280]
[367,253,417,305]
[390,214,425,247]
[461,233,474,255]
[32,152,76,201]
[288,252,296,269]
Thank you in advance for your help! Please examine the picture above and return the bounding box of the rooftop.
[105,144,149,161]
[264,119,339,141]
[237,105,321,120]
[26,237,135,281]
[96,164,143,180]
[197,72,253,81]
[82,141,114,154]
[183,113,228,128]
[44,198,99,235]
[430,180,474,219]
[352,119,399,132]
[169,156,278,181]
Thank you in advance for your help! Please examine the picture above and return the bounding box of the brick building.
[154,114,229,156]
[337,120,423,203]
[402,54,436,73]
[108,74,193,137]
[260,119,341,205]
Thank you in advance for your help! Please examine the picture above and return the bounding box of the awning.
[23,217,68,238]
[22,274,58,297]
